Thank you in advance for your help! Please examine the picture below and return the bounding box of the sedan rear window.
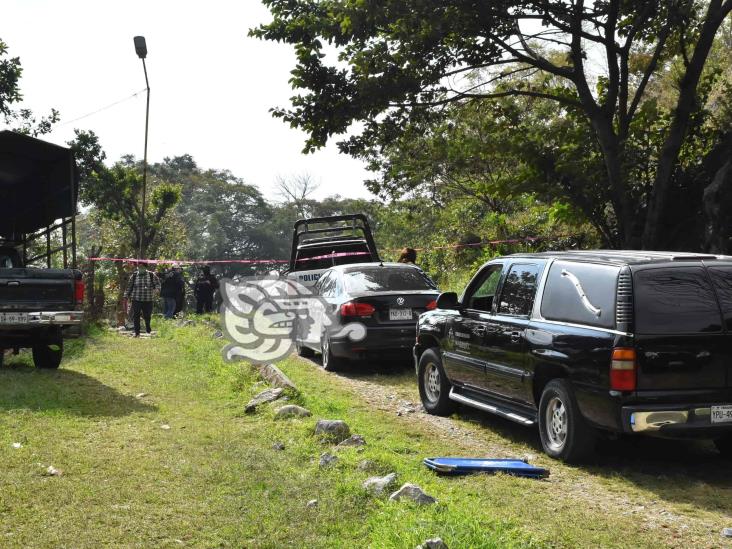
[634,267,722,334]
[344,267,437,293]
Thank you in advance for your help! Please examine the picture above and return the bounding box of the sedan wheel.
[320,332,344,372]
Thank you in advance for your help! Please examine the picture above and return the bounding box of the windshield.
[344,267,437,293]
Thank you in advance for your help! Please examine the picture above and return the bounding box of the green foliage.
[253,1,732,249]
[0,37,58,136]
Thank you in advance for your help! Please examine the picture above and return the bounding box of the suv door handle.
[510,331,522,343]
[474,325,486,335]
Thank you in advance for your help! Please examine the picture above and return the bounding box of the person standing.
[124,262,161,336]
[173,266,186,315]
[397,247,417,264]
[194,265,219,314]
[160,267,179,319]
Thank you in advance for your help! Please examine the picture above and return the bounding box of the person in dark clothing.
[172,267,186,315]
[160,268,181,319]
[194,266,219,314]
[124,263,161,336]
[398,247,417,264]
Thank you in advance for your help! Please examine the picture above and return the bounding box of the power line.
[55,88,147,128]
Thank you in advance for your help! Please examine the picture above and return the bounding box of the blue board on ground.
[423,457,549,479]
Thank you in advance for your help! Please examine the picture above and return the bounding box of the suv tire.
[418,348,456,416]
[538,379,596,462]
[33,332,63,370]
[320,332,345,372]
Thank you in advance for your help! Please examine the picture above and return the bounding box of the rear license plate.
[389,308,412,321]
[0,312,28,324]
[711,405,732,424]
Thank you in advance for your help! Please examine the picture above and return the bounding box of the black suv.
[414,251,732,462]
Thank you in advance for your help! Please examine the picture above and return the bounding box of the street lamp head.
[133,36,147,59]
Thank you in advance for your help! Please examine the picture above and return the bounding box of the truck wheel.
[33,334,63,370]
[320,332,345,372]
[418,348,456,416]
[538,379,596,463]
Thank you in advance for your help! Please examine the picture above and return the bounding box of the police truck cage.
[0,131,78,269]
[288,213,381,273]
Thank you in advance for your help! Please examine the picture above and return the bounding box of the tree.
[0,37,59,136]
[150,155,283,277]
[70,130,182,259]
[275,173,321,219]
[252,0,732,249]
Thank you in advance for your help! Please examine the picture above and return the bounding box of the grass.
[0,320,730,547]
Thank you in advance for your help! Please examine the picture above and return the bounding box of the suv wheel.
[418,348,456,416]
[538,379,596,462]
[320,332,344,372]
[33,332,63,370]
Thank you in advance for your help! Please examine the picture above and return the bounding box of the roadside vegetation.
[2,321,730,547]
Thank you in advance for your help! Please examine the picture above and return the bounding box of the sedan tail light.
[426,299,437,311]
[610,347,636,391]
[340,301,375,317]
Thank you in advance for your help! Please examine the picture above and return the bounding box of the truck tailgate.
[0,268,75,311]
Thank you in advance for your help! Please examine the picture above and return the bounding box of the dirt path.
[297,355,732,548]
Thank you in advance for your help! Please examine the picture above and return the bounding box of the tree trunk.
[642,0,729,249]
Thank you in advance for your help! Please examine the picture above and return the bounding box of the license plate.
[711,405,732,424]
[389,308,412,321]
[0,312,28,324]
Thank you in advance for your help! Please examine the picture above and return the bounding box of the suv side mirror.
[436,291,460,310]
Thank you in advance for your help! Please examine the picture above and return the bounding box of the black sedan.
[295,262,439,370]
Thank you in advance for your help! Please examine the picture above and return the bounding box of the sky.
[0,0,374,201]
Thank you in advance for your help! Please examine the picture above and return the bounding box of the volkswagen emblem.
[396,297,405,305]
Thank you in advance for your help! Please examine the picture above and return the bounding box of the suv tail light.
[426,299,437,311]
[340,301,375,317]
[74,279,85,304]
[610,348,636,391]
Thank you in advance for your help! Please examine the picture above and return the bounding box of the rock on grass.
[274,405,311,419]
[335,434,366,449]
[363,473,397,495]
[319,452,338,468]
[389,483,436,505]
[313,419,350,442]
[245,388,284,413]
[417,538,448,549]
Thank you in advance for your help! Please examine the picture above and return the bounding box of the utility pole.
[133,36,150,260]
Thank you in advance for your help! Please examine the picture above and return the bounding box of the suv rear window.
[708,266,732,331]
[344,267,437,293]
[634,267,722,334]
[540,261,618,329]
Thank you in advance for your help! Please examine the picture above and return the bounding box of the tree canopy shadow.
[0,359,157,417]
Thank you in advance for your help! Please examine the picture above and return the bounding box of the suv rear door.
[633,264,730,394]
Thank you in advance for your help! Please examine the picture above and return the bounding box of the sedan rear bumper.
[623,404,732,437]
[330,325,416,359]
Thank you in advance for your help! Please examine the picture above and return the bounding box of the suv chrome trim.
[448,388,535,426]
[531,318,632,337]
[630,410,690,432]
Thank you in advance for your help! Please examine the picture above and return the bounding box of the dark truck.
[0,131,84,369]
[414,250,732,462]
[286,214,380,288]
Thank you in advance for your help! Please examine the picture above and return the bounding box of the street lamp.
[133,35,150,260]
